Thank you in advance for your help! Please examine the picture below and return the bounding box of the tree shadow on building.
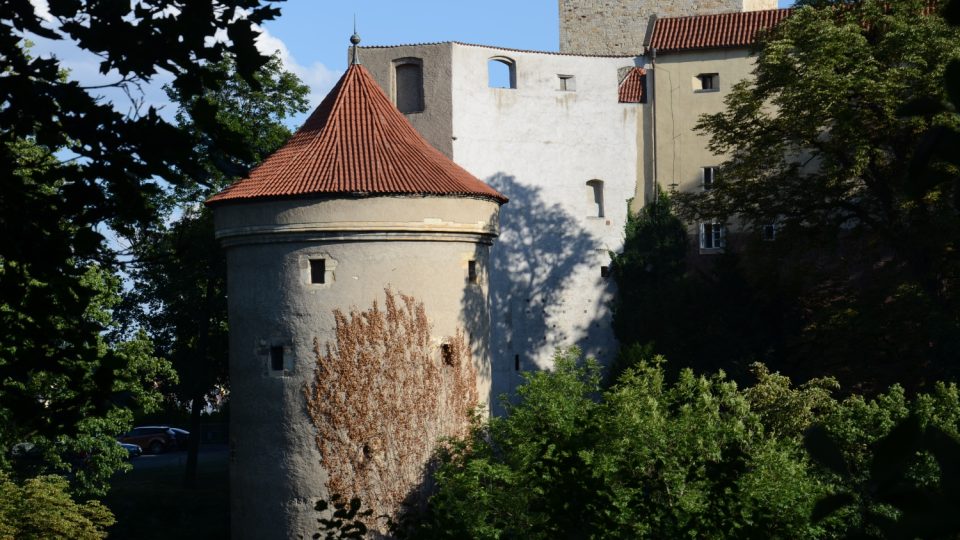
[460,173,611,417]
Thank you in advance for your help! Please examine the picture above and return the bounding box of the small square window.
[702,167,718,190]
[695,73,719,92]
[558,74,575,91]
[762,224,777,241]
[309,259,325,284]
[700,222,726,250]
[600,265,610,278]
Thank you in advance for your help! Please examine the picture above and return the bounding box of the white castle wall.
[360,44,649,409]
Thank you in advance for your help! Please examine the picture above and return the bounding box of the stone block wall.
[558,0,777,55]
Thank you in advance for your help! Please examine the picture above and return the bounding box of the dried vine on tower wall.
[305,288,478,521]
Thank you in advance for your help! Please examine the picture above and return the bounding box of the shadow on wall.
[462,173,612,417]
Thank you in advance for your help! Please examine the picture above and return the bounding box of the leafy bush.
[406,348,960,539]
[0,472,114,540]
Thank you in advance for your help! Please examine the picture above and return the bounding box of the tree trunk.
[183,274,216,489]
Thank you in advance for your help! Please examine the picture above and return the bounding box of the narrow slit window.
[601,265,610,278]
[587,179,605,218]
[394,59,424,113]
[468,260,478,283]
[441,344,453,366]
[514,354,520,371]
[270,346,284,371]
[702,167,717,190]
[309,259,325,284]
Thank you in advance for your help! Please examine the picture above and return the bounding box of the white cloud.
[255,25,341,110]
[28,0,53,22]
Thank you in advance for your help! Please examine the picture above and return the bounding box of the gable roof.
[649,8,791,52]
[207,64,507,205]
[618,67,647,103]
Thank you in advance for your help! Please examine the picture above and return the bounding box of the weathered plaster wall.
[358,44,455,157]
[215,195,499,540]
[558,0,778,55]
[361,44,647,411]
[447,44,645,408]
[652,48,753,194]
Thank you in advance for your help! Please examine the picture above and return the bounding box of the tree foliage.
[0,472,115,539]
[674,0,960,386]
[406,349,960,539]
[1,0,280,494]
[119,53,308,487]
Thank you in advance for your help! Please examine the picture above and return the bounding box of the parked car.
[168,428,190,450]
[118,426,176,454]
[118,442,142,459]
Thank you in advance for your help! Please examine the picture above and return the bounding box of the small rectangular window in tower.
[309,259,325,284]
[514,354,520,371]
[695,73,719,91]
[702,167,718,190]
[270,346,284,371]
[441,344,453,366]
[468,260,478,283]
[762,224,777,241]
[600,265,610,278]
[558,74,575,91]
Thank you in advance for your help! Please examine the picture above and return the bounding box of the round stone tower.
[207,43,506,539]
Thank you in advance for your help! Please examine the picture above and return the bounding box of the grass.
[103,449,229,539]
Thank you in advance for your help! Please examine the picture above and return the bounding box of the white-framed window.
[762,224,777,241]
[694,73,719,92]
[558,74,575,91]
[699,222,726,250]
[702,166,718,190]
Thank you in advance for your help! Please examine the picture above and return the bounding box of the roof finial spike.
[350,16,361,65]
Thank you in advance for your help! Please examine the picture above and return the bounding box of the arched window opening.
[587,179,605,218]
[393,58,424,113]
[488,57,516,89]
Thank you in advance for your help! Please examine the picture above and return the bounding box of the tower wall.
[215,196,500,539]
[558,0,778,55]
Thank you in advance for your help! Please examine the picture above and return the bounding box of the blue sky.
[261,0,794,117]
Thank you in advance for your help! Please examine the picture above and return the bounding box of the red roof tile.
[618,67,646,103]
[207,64,507,205]
[649,8,792,52]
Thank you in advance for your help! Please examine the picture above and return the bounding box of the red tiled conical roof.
[207,64,507,205]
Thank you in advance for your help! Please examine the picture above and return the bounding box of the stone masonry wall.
[559,0,777,55]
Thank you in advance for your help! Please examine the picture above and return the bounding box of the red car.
[118,426,176,454]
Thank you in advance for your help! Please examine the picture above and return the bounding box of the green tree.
[1,0,279,489]
[0,472,115,540]
[610,194,782,382]
[121,54,309,487]
[406,350,960,539]
[676,0,960,387]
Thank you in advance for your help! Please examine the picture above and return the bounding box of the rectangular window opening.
[700,222,726,250]
[309,259,325,284]
[514,354,520,371]
[702,167,717,190]
[600,265,610,278]
[696,73,719,91]
[762,224,777,241]
[270,346,284,371]
[558,74,575,91]
[441,344,453,366]
[468,260,478,283]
